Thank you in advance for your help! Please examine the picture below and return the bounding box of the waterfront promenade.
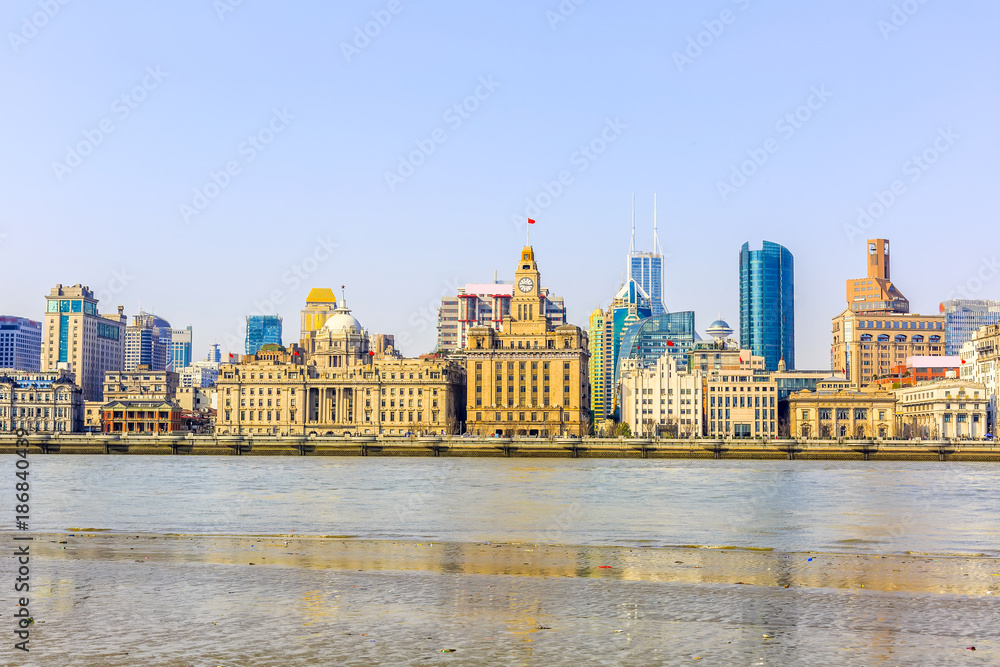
[2,433,999,460]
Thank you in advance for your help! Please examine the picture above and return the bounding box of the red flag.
[293,350,300,356]
[229,353,234,359]
[527,218,535,225]
[666,340,675,347]
[961,359,966,364]
[368,351,375,356]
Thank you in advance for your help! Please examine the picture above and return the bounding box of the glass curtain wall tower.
[245,316,283,355]
[739,241,794,371]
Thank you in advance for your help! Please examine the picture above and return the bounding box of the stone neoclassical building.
[0,368,83,433]
[789,379,896,439]
[961,324,1000,434]
[894,379,988,439]
[463,246,590,437]
[214,301,465,436]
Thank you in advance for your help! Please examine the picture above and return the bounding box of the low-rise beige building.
[103,365,179,402]
[894,379,989,439]
[83,400,104,431]
[0,368,83,433]
[789,379,896,439]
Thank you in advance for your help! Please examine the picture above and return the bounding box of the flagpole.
[527,218,530,246]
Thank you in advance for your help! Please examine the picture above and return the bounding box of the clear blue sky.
[3,0,998,367]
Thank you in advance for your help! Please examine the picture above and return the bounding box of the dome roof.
[706,319,734,339]
[322,306,361,333]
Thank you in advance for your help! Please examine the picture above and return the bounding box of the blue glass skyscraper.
[245,316,282,355]
[739,241,794,371]
[628,254,664,316]
[942,299,1000,355]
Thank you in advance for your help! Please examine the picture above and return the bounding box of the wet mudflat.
[19,534,1000,666]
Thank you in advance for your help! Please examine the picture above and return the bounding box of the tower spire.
[653,193,661,255]
[629,193,635,254]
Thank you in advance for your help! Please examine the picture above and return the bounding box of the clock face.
[518,277,534,293]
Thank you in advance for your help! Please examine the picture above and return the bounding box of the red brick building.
[102,400,182,434]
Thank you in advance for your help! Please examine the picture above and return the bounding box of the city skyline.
[4,5,998,662]
[9,229,987,364]
[4,229,996,370]
[3,1,999,369]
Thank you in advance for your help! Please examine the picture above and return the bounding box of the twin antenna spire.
[629,193,662,256]
[629,193,635,254]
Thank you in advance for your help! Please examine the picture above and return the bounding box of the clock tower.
[508,245,545,334]
[464,243,591,437]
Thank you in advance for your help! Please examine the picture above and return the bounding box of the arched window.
[860,334,872,342]
[929,335,941,343]
[911,335,924,343]
[894,334,907,343]
[877,334,890,343]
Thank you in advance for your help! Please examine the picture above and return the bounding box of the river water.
[18,457,1000,555]
[6,457,1000,665]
